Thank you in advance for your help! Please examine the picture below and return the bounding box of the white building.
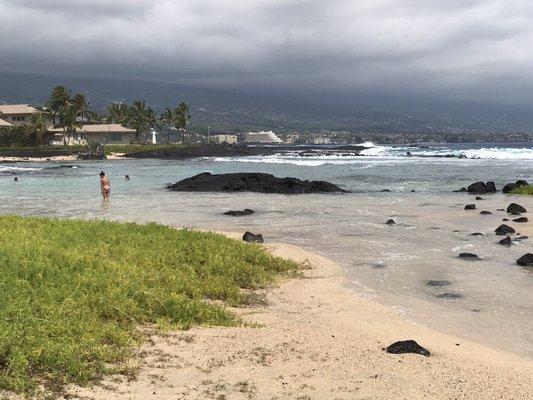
[244,131,283,144]
[209,134,238,144]
[0,104,42,126]
[51,124,136,145]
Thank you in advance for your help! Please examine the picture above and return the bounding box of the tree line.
[0,85,190,146]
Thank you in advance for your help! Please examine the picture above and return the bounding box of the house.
[0,104,42,126]
[209,134,237,144]
[244,131,283,144]
[51,124,136,145]
[0,118,13,127]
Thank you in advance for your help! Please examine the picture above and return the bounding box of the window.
[108,133,122,142]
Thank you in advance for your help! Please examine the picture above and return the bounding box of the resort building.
[0,104,42,126]
[209,134,238,144]
[51,124,135,145]
[0,118,13,127]
[244,131,283,144]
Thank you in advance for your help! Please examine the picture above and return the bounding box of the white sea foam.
[0,165,43,174]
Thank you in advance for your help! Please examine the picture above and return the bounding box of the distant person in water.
[13,177,18,182]
[99,171,110,202]
[125,175,130,181]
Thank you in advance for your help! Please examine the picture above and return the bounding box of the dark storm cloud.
[0,0,532,102]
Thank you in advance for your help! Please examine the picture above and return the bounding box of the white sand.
[68,232,533,400]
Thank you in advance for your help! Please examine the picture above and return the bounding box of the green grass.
[0,216,298,394]
[511,185,533,195]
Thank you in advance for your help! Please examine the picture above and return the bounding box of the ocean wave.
[0,165,43,175]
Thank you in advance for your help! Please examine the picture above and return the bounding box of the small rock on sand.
[385,340,430,357]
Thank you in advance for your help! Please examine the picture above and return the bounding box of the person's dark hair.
[99,171,105,177]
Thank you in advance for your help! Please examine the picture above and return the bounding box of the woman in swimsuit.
[99,171,111,202]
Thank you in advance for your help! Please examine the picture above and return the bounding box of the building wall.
[86,132,132,144]
[0,113,34,127]
[210,134,237,144]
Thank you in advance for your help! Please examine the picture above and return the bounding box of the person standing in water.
[99,171,111,202]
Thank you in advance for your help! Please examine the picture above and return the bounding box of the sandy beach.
[68,232,533,400]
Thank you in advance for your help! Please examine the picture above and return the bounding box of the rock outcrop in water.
[458,253,481,260]
[502,180,528,193]
[466,181,497,194]
[507,203,526,215]
[495,224,515,235]
[224,209,254,216]
[167,172,347,194]
[517,253,533,267]
[242,231,264,243]
[499,236,512,246]
[385,340,430,357]
[464,204,476,210]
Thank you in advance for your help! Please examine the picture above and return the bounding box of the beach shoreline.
[69,231,533,400]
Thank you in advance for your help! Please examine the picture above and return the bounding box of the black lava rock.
[513,217,528,223]
[502,218,509,221]
[385,340,430,357]
[437,293,463,299]
[507,203,526,215]
[495,224,515,235]
[426,280,451,287]
[454,187,467,192]
[242,231,264,243]
[224,209,254,216]
[498,236,512,246]
[475,196,483,200]
[467,182,487,194]
[516,253,533,267]
[469,232,484,236]
[464,204,476,210]
[516,236,528,241]
[167,172,347,194]
[385,219,396,225]
[502,180,528,194]
[458,253,481,260]
[479,211,492,215]
[486,182,497,192]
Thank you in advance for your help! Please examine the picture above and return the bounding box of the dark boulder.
[385,219,396,225]
[498,236,512,246]
[513,217,528,223]
[503,180,528,194]
[385,340,430,357]
[224,209,254,216]
[242,231,264,243]
[467,182,487,194]
[495,224,515,235]
[486,182,497,192]
[475,196,483,200]
[502,218,509,221]
[426,280,451,287]
[507,203,526,215]
[167,172,347,194]
[458,253,481,260]
[381,189,391,192]
[454,187,467,192]
[516,253,533,267]
[479,211,492,215]
[469,232,484,236]
[464,204,476,210]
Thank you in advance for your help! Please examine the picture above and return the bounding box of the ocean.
[1,142,532,358]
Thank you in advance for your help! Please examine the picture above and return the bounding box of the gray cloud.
[1,0,532,102]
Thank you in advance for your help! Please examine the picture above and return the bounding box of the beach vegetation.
[510,184,533,195]
[0,216,298,394]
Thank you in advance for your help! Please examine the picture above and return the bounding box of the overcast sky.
[1,0,533,103]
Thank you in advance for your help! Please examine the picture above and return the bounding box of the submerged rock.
[513,217,528,223]
[498,236,512,246]
[517,253,533,267]
[242,231,264,243]
[495,224,515,235]
[479,211,492,215]
[167,172,347,194]
[458,253,481,260]
[464,204,476,210]
[437,293,463,299]
[469,232,484,236]
[426,280,451,287]
[454,187,467,192]
[475,196,483,200]
[385,219,396,225]
[385,340,430,357]
[507,203,526,215]
[516,236,528,241]
[224,209,254,216]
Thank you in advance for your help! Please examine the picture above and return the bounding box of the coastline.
[0,153,127,162]
[69,231,533,400]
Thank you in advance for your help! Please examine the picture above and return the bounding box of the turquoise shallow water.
[1,146,532,358]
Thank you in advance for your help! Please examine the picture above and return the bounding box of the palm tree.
[127,100,151,143]
[174,102,190,143]
[106,103,129,124]
[59,104,82,144]
[72,93,93,124]
[29,112,52,146]
[160,108,175,144]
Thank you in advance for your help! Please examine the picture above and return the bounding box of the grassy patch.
[511,185,533,195]
[0,216,297,393]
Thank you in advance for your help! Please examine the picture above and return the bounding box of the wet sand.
[68,234,533,400]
